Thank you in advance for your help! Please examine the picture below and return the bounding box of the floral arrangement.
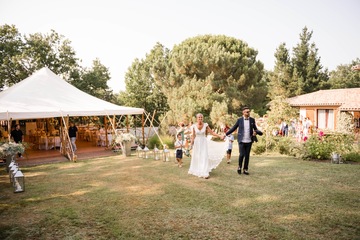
[0,141,25,157]
[114,132,136,143]
[48,118,59,126]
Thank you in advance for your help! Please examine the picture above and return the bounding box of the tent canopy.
[0,67,144,120]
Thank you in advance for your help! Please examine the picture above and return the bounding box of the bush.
[148,135,175,149]
[264,134,278,152]
[302,135,332,160]
[147,135,162,149]
[342,152,360,163]
[252,137,266,155]
[301,133,355,160]
[254,134,297,156]
[276,137,294,155]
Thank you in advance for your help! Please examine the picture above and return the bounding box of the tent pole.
[7,118,12,141]
[113,115,116,130]
[142,113,145,146]
[147,110,156,138]
[144,111,164,147]
[104,116,108,148]
[126,115,129,133]
[106,114,116,132]
[60,115,75,162]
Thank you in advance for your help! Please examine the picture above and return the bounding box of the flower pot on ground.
[122,141,132,156]
[113,132,136,157]
[0,141,25,172]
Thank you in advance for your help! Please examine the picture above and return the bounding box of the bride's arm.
[206,125,222,138]
[190,127,195,146]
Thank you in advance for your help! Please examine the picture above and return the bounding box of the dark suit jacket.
[226,117,258,143]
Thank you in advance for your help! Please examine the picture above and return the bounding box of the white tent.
[0,67,144,120]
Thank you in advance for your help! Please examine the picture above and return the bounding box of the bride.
[188,113,225,179]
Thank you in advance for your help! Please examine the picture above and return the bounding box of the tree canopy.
[2,23,358,129]
[268,27,330,100]
[328,58,360,89]
[0,24,113,101]
[117,43,169,123]
[152,35,267,126]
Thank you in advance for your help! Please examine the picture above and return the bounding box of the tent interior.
[0,67,145,163]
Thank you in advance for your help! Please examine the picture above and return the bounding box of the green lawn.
[0,152,359,240]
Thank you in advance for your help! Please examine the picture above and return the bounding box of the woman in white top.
[188,113,225,179]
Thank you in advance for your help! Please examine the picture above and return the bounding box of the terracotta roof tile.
[287,88,360,110]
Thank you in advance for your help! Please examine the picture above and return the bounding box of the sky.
[1,0,359,92]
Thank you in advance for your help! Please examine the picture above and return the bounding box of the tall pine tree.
[290,27,329,96]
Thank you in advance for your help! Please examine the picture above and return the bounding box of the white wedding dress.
[188,123,225,178]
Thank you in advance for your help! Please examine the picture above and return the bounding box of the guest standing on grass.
[68,122,78,152]
[224,107,260,175]
[225,132,234,164]
[11,124,24,158]
[174,133,184,168]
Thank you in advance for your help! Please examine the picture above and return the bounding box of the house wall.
[298,107,360,131]
[299,106,340,130]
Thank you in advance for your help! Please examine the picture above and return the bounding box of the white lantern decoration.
[143,146,150,159]
[13,170,25,193]
[162,145,170,162]
[6,156,15,172]
[153,145,160,160]
[136,146,143,158]
[331,152,342,164]
[9,164,18,183]
[8,161,15,171]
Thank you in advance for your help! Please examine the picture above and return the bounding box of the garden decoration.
[13,170,25,193]
[153,145,160,160]
[113,132,136,157]
[143,146,150,159]
[0,141,25,172]
[136,146,143,158]
[162,144,170,162]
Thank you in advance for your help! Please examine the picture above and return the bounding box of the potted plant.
[113,132,136,156]
[0,141,25,171]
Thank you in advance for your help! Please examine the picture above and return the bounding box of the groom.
[224,106,261,175]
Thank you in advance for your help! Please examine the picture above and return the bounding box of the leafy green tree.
[290,27,329,96]
[264,95,298,152]
[268,27,330,100]
[22,30,79,76]
[118,43,169,122]
[328,58,360,89]
[0,25,80,89]
[0,24,26,89]
[154,35,266,127]
[268,43,293,99]
[72,59,114,101]
[0,24,115,101]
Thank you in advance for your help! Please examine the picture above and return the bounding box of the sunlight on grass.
[23,171,48,177]
[232,198,252,207]
[255,194,280,202]
[125,184,165,195]
[26,190,91,202]
[0,154,359,240]
[254,160,277,166]
[278,213,313,222]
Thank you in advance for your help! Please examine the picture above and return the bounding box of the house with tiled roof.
[287,88,360,130]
